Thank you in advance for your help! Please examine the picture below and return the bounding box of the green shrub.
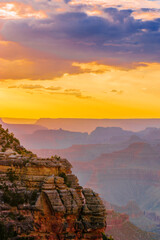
[22,158,30,167]
[6,168,19,182]
[0,222,17,240]
[102,233,114,240]
[16,237,35,240]
[8,212,17,220]
[17,214,26,221]
[54,155,61,160]
[2,185,26,206]
[0,222,7,240]
[8,212,25,221]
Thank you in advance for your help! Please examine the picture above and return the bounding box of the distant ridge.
[2,118,160,133]
[36,118,160,132]
[2,117,37,124]
[0,118,47,135]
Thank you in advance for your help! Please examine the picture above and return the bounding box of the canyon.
[0,125,107,239]
[1,118,160,239]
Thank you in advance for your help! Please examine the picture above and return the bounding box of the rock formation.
[0,125,106,240]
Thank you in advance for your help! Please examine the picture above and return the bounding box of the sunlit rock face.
[0,125,106,240]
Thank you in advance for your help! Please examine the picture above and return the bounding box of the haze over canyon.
[1,118,160,239]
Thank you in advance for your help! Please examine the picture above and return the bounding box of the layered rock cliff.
[0,125,106,240]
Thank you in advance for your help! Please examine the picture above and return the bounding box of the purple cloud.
[1,7,160,65]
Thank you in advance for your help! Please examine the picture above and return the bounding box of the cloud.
[46,86,62,91]
[63,89,92,99]
[64,0,71,3]
[9,84,44,89]
[8,84,92,99]
[0,40,81,80]
[0,2,46,19]
[69,0,160,11]
[133,8,160,21]
[2,7,160,66]
[72,62,109,73]
[8,84,62,91]
[110,89,123,94]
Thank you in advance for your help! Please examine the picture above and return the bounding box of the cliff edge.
[0,125,106,240]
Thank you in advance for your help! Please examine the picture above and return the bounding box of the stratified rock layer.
[0,149,106,240]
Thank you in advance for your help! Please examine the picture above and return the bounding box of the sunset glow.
[0,0,160,118]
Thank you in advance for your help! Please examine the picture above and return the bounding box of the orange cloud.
[69,0,160,21]
[0,56,80,80]
[0,2,46,19]
[0,40,81,80]
[72,62,110,73]
[7,83,91,99]
[0,40,36,60]
[133,11,160,21]
[0,58,34,80]
[8,84,62,91]
[69,0,160,10]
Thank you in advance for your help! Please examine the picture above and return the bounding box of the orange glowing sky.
[0,0,160,118]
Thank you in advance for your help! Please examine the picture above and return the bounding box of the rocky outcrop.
[0,126,106,240]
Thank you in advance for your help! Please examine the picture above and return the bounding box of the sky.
[0,0,160,119]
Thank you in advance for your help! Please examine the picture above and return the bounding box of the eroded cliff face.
[0,125,106,240]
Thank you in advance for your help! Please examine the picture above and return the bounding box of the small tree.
[54,155,61,160]
[102,233,114,240]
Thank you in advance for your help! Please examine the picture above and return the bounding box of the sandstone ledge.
[0,151,106,240]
